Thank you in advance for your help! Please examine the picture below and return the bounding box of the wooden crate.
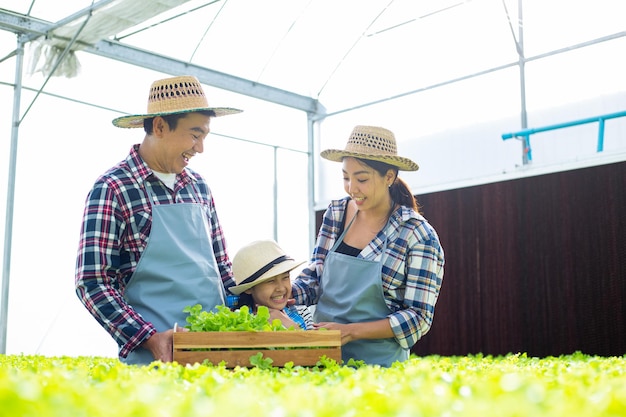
[173,330,341,367]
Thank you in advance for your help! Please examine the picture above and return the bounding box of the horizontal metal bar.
[502,110,626,140]
[87,40,323,114]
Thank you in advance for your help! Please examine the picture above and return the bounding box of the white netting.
[28,39,81,78]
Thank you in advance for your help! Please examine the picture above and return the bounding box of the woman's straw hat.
[320,125,419,171]
[112,75,242,128]
[230,240,305,295]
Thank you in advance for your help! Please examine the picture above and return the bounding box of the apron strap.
[330,211,358,252]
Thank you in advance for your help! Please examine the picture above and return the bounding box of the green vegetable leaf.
[182,304,293,332]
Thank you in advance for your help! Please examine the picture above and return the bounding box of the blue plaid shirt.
[292,197,444,350]
[75,144,235,358]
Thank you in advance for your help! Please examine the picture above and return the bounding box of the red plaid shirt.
[75,145,234,358]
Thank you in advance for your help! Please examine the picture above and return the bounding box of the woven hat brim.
[112,107,243,129]
[320,149,419,171]
[229,259,305,295]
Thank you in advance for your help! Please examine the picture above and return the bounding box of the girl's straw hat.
[230,240,305,295]
[112,75,242,128]
[320,125,419,171]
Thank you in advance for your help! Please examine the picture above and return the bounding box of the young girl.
[229,240,313,330]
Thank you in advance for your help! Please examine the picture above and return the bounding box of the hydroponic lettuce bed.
[1,352,625,416]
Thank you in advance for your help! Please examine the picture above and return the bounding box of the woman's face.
[246,272,292,310]
[342,157,393,212]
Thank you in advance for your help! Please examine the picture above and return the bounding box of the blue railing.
[501,110,626,163]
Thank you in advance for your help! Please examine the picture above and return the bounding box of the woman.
[292,125,445,367]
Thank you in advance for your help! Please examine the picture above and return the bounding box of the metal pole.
[273,146,278,241]
[306,116,316,254]
[1,34,25,353]
[518,0,529,164]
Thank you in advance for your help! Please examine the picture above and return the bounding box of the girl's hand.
[267,307,298,329]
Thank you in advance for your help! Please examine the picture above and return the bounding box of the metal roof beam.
[0,9,325,115]
[86,40,323,115]
[0,9,50,36]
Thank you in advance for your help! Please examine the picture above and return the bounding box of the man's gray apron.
[315,213,409,367]
[122,182,226,365]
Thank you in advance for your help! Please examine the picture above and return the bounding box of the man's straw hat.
[320,125,419,171]
[112,75,242,128]
[230,240,305,295]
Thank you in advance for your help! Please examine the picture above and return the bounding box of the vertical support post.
[1,35,25,354]
[517,0,529,165]
[306,115,316,254]
[272,146,278,241]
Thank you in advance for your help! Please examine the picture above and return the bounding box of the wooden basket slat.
[174,348,341,367]
[173,330,342,367]
[173,330,341,349]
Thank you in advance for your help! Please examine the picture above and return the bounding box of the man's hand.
[141,325,188,362]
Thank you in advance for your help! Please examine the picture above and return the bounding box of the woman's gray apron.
[122,182,226,365]
[315,213,409,367]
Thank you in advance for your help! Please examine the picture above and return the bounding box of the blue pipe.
[501,110,626,162]
[597,119,605,152]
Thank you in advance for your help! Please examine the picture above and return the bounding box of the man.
[75,75,242,365]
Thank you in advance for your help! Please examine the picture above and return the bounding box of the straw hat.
[230,240,305,295]
[320,125,419,171]
[112,75,242,128]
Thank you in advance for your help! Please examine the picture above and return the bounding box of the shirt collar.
[126,144,195,187]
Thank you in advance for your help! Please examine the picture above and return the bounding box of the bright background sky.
[1,0,625,357]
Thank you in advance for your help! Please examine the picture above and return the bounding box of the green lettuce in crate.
[183,304,286,332]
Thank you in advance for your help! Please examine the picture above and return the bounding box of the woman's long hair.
[357,158,421,213]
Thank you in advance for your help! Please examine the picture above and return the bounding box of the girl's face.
[342,157,394,212]
[245,271,292,310]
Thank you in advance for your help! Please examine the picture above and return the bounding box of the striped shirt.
[292,197,445,350]
[74,144,235,358]
[284,305,314,330]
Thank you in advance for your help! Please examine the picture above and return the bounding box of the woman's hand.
[313,319,394,345]
[313,322,355,345]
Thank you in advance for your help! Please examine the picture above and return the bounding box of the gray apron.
[122,181,226,365]
[315,213,409,367]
